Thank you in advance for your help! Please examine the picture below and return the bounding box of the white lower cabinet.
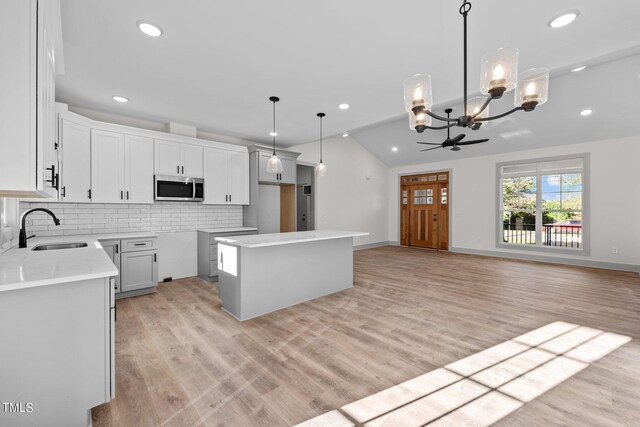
[121,250,158,293]
[100,237,158,298]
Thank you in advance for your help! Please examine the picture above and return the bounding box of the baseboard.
[353,241,392,251]
[450,246,640,273]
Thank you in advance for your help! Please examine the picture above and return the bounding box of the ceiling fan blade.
[416,142,444,145]
[456,139,490,145]
[420,146,443,152]
[450,134,466,144]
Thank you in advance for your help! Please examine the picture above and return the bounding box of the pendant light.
[266,96,283,173]
[315,113,327,177]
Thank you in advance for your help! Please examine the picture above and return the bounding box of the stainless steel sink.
[31,242,88,251]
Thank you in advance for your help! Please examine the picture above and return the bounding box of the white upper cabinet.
[228,151,249,204]
[154,140,203,178]
[279,156,297,184]
[60,119,91,203]
[92,130,154,204]
[124,135,154,204]
[91,130,125,203]
[257,150,297,184]
[0,0,63,197]
[154,140,181,176]
[182,144,203,178]
[203,148,249,205]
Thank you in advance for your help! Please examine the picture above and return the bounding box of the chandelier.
[403,1,550,135]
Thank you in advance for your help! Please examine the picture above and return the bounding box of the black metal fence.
[502,223,582,248]
[502,223,536,245]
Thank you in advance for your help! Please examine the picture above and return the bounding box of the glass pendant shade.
[266,155,283,173]
[408,111,432,130]
[467,96,490,121]
[515,68,550,108]
[403,74,433,112]
[480,48,519,95]
[315,162,327,177]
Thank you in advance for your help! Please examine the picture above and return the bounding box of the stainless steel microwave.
[154,175,204,202]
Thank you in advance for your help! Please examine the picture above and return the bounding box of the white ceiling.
[57,0,640,162]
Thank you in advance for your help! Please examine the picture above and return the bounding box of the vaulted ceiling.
[57,0,640,166]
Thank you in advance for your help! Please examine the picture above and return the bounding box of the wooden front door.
[400,172,449,250]
[408,184,439,248]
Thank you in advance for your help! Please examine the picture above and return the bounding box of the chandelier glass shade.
[403,1,549,135]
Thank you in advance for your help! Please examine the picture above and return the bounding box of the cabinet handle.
[88,189,92,199]
[182,166,184,174]
[225,195,228,202]
[154,253,157,262]
[126,191,129,200]
[229,194,232,202]
[133,243,146,246]
[177,165,180,173]
[61,186,66,198]
[115,244,118,254]
[120,190,124,200]
[114,303,117,323]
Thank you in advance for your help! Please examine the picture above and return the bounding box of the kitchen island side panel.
[237,237,353,320]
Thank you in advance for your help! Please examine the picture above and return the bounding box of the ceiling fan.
[416,108,489,152]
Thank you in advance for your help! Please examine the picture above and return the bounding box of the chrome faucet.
[19,208,61,248]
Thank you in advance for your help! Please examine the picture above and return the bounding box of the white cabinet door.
[124,135,154,204]
[182,144,203,178]
[203,148,229,204]
[229,151,249,204]
[280,156,297,184]
[154,139,181,176]
[121,250,158,293]
[258,152,279,183]
[91,130,125,204]
[60,120,92,203]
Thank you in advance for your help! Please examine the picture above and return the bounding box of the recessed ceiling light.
[342,132,349,138]
[548,10,580,28]
[391,147,398,152]
[137,20,163,37]
[269,131,278,136]
[338,103,350,110]
[112,95,129,103]
[580,109,593,116]
[571,65,586,72]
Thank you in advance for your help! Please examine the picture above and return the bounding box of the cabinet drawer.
[209,244,218,261]
[122,238,157,252]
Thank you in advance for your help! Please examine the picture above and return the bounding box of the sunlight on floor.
[295,321,631,427]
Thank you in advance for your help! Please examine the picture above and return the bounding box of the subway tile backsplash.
[20,202,243,236]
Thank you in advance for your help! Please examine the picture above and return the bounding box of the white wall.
[290,136,389,247]
[388,136,640,267]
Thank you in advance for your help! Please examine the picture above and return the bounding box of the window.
[497,154,588,254]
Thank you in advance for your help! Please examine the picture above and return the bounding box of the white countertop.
[215,230,369,248]
[198,227,258,234]
[0,232,157,293]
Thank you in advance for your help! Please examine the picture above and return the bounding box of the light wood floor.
[92,246,640,427]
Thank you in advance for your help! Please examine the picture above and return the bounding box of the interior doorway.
[296,165,315,231]
[400,172,449,250]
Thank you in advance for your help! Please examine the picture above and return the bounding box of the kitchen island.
[215,230,368,320]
